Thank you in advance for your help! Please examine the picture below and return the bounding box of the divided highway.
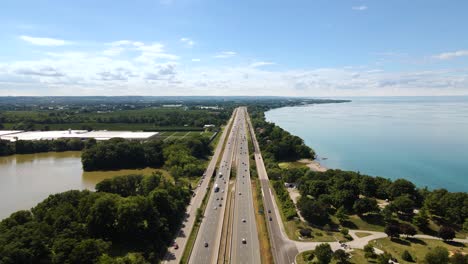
[230,107,261,264]
[189,108,241,264]
[162,108,238,264]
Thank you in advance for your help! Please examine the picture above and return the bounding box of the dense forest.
[81,136,211,178]
[0,173,190,263]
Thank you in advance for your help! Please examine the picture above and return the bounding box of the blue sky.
[1,0,468,96]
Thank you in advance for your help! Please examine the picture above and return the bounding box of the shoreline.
[297,158,328,172]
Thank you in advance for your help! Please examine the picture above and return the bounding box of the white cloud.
[214,51,236,58]
[20,35,69,46]
[352,5,368,11]
[433,50,468,60]
[249,61,275,68]
[180,37,195,47]
[2,38,468,96]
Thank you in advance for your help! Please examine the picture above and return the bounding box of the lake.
[266,96,468,192]
[0,152,159,219]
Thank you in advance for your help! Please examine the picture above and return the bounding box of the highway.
[230,107,261,264]
[246,109,299,264]
[189,107,241,264]
[162,108,237,264]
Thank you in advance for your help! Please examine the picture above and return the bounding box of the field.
[370,237,467,264]
[157,131,215,141]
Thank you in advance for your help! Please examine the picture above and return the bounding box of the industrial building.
[0,130,159,142]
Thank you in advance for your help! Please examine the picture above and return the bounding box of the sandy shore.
[298,159,328,172]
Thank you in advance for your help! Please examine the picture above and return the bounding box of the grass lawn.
[278,161,308,169]
[355,232,372,238]
[297,249,369,264]
[343,214,385,232]
[284,219,346,242]
[370,237,467,264]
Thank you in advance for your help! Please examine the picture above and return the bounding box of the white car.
[242,219,246,223]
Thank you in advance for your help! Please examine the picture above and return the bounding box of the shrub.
[401,250,413,262]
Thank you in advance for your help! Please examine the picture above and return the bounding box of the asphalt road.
[246,110,299,264]
[162,108,238,264]
[189,108,241,264]
[230,107,261,264]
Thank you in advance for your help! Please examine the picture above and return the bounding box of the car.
[242,218,246,223]
[222,189,225,193]
[204,242,209,247]
[242,238,247,244]
[268,209,271,213]
[219,203,222,207]
[269,217,272,221]
[214,206,217,210]
[221,197,223,200]
[239,192,242,195]
[216,197,219,200]
[174,243,179,249]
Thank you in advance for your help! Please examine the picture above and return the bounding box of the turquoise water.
[265,97,468,192]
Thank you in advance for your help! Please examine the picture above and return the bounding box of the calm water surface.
[266,97,468,192]
[0,152,158,219]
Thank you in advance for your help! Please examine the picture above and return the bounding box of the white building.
[0,130,159,142]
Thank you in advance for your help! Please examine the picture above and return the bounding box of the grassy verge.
[252,178,274,263]
[369,237,467,264]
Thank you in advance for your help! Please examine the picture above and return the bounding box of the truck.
[214,184,220,192]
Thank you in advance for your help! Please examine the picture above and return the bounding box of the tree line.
[0,138,89,156]
[81,136,212,179]
[0,173,191,263]
[0,108,230,130]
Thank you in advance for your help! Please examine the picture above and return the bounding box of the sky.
[1,0,468,96]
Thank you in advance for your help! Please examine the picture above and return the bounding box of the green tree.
[376,252,392,264]
[68,239,110,264]
[298,197,329,225]
[384,222,401,238]
[353,197,379,215]
[450,252,468,264]
[424,246,449,264]
[363,244,376,259]
[333,249,350,264]
[391,195,415,216]
[336,206,349,224]
[413,208,429,228]
[314,243,333,264]
[399,222,417,237]
[438,226,455,241]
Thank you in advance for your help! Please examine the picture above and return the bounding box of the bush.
[363,244,376,259]
[401,250,413,262]
[299,228,312,237]
[340,228,349,236]
[303,251,315,262]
